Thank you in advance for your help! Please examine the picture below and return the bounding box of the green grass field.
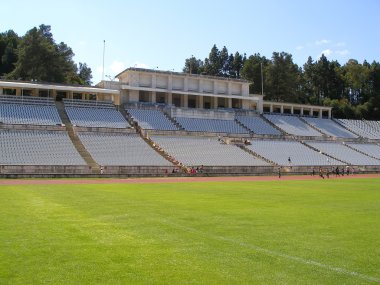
[0,178,379,284]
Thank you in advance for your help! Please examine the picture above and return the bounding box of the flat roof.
[0,80,120,95]
[115,67,251,83]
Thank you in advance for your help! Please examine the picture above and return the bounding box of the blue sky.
[1,0,379,84]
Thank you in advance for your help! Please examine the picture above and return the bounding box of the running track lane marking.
[159,218,380,283]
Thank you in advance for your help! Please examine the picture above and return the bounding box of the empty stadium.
[0,67,380,177]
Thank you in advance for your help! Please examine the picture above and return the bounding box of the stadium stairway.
[238,145,277,166]
[331,118,362,137]
[55,101,101,174]
[162,111,184,130]
[299,140,348,165]
[298,117,326,136]
[261,115,286,135]
[234,118,253,134]
[119,106,136,127]
[344,143,380,161]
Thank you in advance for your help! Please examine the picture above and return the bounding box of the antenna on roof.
[102,40,106,81]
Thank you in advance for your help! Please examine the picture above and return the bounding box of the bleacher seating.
[336,119,380,139]
[174,117,247,133]
[0,95,62,125]
[247,140,343,166]
[305,141,380,165]
[150,135,269,166]
[346,143,380,160]
[302,117,357,138]
[78,132,172,166]
[63,99,129,128]
[126,108,179,130]
[235,115,281,135]
[264,114,322,137]
[0,129,85,165]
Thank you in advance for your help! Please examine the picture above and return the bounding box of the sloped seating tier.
[63,98,114,109]
[0,95,55,105]
[305,141,380,165]
[78,132,172,166]
[247,140,343,166]
[65,107,129,128]
[264,114,322,137]
[174,117,247,133]
[0,104,62,125]
[337,119,380,139]
[302,117,357,138]
[150,135,269,166]
[235,115,281,135]
[0,130,85,165]
[126,108,179,130]
[346,143,380,159]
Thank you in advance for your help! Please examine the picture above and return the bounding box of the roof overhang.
[0,81,120,95]
[121,85,260,101]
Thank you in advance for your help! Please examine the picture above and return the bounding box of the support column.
[0,88,3,95]
[310,108,314,117]
[270,104,273,113]
[151,91,156,103]
[51,90,57,100]
[183,94,188,108]
[16,88,21,96]
[167,92,172,105]
[214,97,218,109]
[300,108,304,116]
[319,109,323,118]
[198,96,204,108]
[168,76,172,91]
[328,109,331,119]
[280,105,284,114]
[291,106,294,115]
[257,100,263,114]
[32,88,39,97]
[184,78,188,91]
[228,98,232,108]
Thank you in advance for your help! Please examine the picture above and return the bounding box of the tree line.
[183,45,380,120]
[0,25,92,85]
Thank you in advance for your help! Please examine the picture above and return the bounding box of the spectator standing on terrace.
[278,167,281,178]
[100,166,104,175]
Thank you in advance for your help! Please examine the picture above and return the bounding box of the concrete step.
[55,101,100,174]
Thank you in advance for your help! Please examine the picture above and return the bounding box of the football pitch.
[0,178,379,284]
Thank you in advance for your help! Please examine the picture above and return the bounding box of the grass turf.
[0,178,379,284]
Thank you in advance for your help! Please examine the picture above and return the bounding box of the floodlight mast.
[102,40,106,81]
[261,62,264,95]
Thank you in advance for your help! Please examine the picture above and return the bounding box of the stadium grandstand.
[0,68,380,177]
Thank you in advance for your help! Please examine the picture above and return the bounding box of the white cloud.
[79,41,86,46]
[132,62,150,69]
[320,49,333,57]
[336,49,350,56]
[335,42,346,47]
[109,60,126,74]
[315,39,331,45]
[96,65,104,75]
[296,45,304,50]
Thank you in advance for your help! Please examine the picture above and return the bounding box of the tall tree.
[203,44,221,76]
[342,59,370,104]
[0,30,19,76]
[265,52,301,102]
[6,24,92,85]
[183,55,204,74]
[241,53,268,94]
